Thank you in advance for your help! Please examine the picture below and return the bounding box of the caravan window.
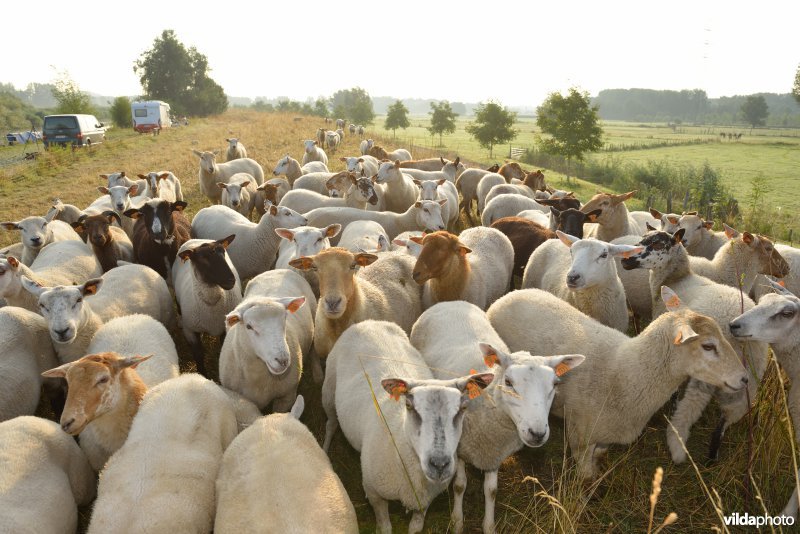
[134,108,148,118]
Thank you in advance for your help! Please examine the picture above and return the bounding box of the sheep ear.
[42,362,73,378]
[274,228,295,241]
[101,210,121,226]
[455,243,471,256]
[440,157,446,165]
[478,343,511,368]
[81,278,103,296]
[408,236,424,245]
[225,311,242,328]
[21,276,46,297]
[217,182,228,190]
[268,204,279,216]
[392,238,407,247]
[556,230,579,247]
[547,354,585,377]
[357,158,364,163]
[339,157,346,162]
[158,173,170,180]
[1,221,21,230]
[454,372,495,404]
[276,296,305,314]
[609,244,643,258]
[437,179,446,186]
[44,207,58,223]
[123,208,141,220]
[703,220,714,230]
[290,395,305,420]
[5,256,19,269]
[240,181,251,189]
[99,173,109,180]
[288,257,315,271]
[645,222,657,231]
[672,228,685,244]
[71,222,85,233]
[437,198,447,206]
[724,223,739,239]
[666,216,679,225]
[325,224,342,238]
[218,234,235,249]
[381,378,410,401]
[128,184,139,196]
[137,174,147,180]
[178,249,193,263]
[613,190,637,204]
[171,201,188,212]
[212,150,220,156]
[115,354,152,370]
[97,186,109,194]
[742,232,755,245]
[412,179,422,186]
[661,286,684,311]
[767,277,792,295]
[584,209,602,222]
[192,150,202,157]
[649,208,663,219]
[549,206,561,217]
[673,323,699,345]
[354,253,378,267]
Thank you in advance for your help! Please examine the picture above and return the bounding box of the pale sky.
[4,0,798,107]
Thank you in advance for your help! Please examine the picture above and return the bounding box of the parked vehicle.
[42,114,105,148]
[132,100,171,134]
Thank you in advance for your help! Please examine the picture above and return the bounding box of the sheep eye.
[504,378,513,388]
[245,324,253,330]
[599,252,608,259]
[652,242,665,251]
[350,263,357,270]
[76,297,82,303]
[701,343,715,352]
[96,376,109,385]
[780,309,796,319]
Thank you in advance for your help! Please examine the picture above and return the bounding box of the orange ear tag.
[390,383,407,401]
[555,363,570,377]
[466,381,483,400]
[483,353,499,368]
[666,295,680,309]
[469,368,477,375]
[673,332,683,345]
[778,280,787,287]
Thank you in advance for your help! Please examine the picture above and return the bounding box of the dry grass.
[2,109,797,533]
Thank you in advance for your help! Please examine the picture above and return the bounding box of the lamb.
[255,178,290,212]
[303,199,446,245]
[338,220,390,253]
[2,210,82,265]
[137,171,184,202]
[481,194,548,227]
[71,211,134,272]
[487,286,748,479]
[412,227,514,311]
[173,237,242,376]
[225,137,247,161]
[218,172,257,219]
[316,127,327,148]
[521,232,641,331]
[0,306,58,422]
[0,416,96,534]
[192,203,308,281]
[359,138,374,155]
[275,224,341,295]
[280,174,378,213]
[348,123,356,135]
[192,149,265,204]
[321,320,492,533]
[339,154,380,178]
[302,139,329,165]
[22,263,175,363]
[414,178,459,230]
[409,301,584,533]
[580,191,643,240]
[620,229,770,462]
[0,240,102,312]
[476,173,507,214]
[124,199,191,280]
[272,154,329,185]
[368,144,412,161]
[214,396,358,533]
[489,216,556,278]
[220,269,315,410]
[728,280,800,519]
[326,131,341,153]
[100,171,150,199]
[441,157,466,181]
[289,248,422,360]
[87,184,141,238]
[87,374,238,534]
[373,160,419,213]
[677,213,724,259]
[391,230,425,257]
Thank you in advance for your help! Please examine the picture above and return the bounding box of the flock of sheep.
[0,119,798,534]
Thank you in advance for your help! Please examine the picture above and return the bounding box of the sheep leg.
[183,328,207,376]
[783,469,799,519]
[667,379,715,463]
[482,469,498,534]
[365,485,392,534]
[451,458,467,534]
[409,506,428,534]
[567,424,597,480]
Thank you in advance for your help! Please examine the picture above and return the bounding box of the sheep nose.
[61,418,75,432]
[54,327,70,339]
[412,271,421,281]
[526,429,547,446]
[30,236,41,245]
[116,203,124,210]
[566,274,581,287]
[729,322,740,331]
[326,297,342,309]
[428,456,451,476]
[741,375,749,386]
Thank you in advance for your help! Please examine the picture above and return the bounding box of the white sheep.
[327,131,341,153]
[487,286,749,479]
[338,220,390,253]
[292,171,338,196]
[47,198,88,225]
[359,138,374,155]
[340,154,380,178]
[580,191,643,241]
[413,178,459,230]
[87,184,142,238]
[218,172,258,219]
[275,224,341,295]
[137,171,184,202]
[752,243,800,301]
[521,232,641,332]
[321,320,493,534]
[517,209,550,227]
[279,174,377,213]
[215,395,358,533]
[191,203,308,281]
[0,416,96,534]
[412,227,514,311]
[220,269,316,410]
[225,137,247,161]
[677,213,724,259]
[481,193,547,226]
[455,167,496,223]
[401,167,454,183]
[289,248,422,360]
[0,240,102,312]
[0,307,58,422]
[374,160,419,213]
[192,149,265,204]
[173,237,243,375]
[302,139,329,165]
[483,183,535,207]
[21,263,175,363]
[1,210,82,265]
[272,154,329,185]
[476,173,506,214]
[87,374,238,534]
[409,301,584,533]
[391,231,425,257]
[101,171,150,199]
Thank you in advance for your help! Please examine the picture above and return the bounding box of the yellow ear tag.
[390,383,407,402]
[483,353,499,368]
[466,381,483,400]
[555,363,570,377]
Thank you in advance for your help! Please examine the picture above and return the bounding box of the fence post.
[647,195,653,210]
[683,191,690,211]
[666,192,673,213]
[706,204,713,221]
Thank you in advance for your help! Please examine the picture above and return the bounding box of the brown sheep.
[490,217,556,278]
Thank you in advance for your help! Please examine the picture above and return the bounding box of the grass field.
[0,109,797,533]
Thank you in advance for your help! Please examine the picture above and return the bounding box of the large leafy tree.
[134,30,227,116]
[51,72,95,115]
[740,95,769,130]
[536,87,603,182]
[428,101,458,146]
[109,96,132,128]
[466,101,517,158]
[384,100,410,138]
[330,87,375,125]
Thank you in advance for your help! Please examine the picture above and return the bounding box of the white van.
[131,101,171,134]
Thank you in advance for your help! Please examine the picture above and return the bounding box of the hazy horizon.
[5,0,798,108]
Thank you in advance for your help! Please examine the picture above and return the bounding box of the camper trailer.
[131,101,171,134]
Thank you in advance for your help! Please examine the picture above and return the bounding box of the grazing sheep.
[412,227,514,311]
[173,237,242,376]
[580,191,643,240]
[137,171,183,202]
[321,320,492,534]
[289,248,422,360]
[374,160,419,213]
[409,301,584,533]
[359,138,374,155]
[338,220,390,253]
[22,263,174,363]
[280,173,378,213]
[272,154,329,185]
[218,172,257,219]
[522,232,641,331]
[490,216,556,278]
[0,416,96,534]
[340,154,380,178]
[302,139,329,166]
[192,149,265,204]
[255,178,291,214]
[476,173,506,214]
[220,269,315,410]
[304,200,447,244]
[481,194,549,227]
[368,144,413,161]
[620,229,769,462]
[487,286,748,479]
[0,240,102,312]
[414,178,459,230]
[0,307,58,422]
[225,138,247,161]
[71,211,134,272]
[87,374,238,534]
[124,199,191,280]
[275,224,341,295]
[1,211,82,265]
[215,396,358,533]
[192,203,307,281]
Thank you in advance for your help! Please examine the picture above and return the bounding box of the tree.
[793,64,800,105]
[465,101,517,158]
[384,100,410,138]
[51,72,94,115]
[109,96,132,128]
[134,29,227,117]
[740,95,768,130]
[329,87,375,125]
[313,98,329,118]
[536,87,603,182]
[427,101,458,146]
